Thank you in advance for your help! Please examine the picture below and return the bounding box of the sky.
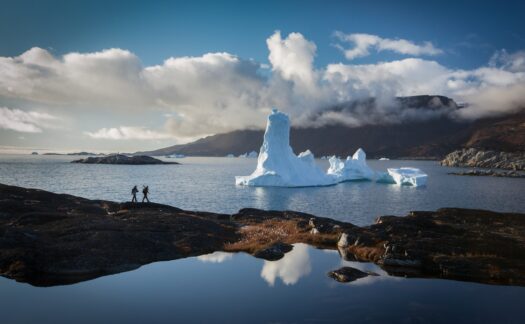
[1,0,525,153]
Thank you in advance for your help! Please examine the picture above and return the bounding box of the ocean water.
[0,154,523,225]
[1,155,524,323]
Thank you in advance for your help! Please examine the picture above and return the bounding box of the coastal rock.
[328,266,379,283]
[253,242,293,261]
[1,183,525,287]
[441,148,525,170]
[71,154,179,165]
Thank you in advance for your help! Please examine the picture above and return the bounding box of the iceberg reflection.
[260,243,311,286]
[197,251,234,263]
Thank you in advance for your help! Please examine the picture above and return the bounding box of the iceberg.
[378,157,390,161]
[386,168,428,186]
[238,151,258,158]
[165,154,185,158]
[235,109,428,187]
[235,110,334,187]
[326,149,375,182]
[226,153,234,158]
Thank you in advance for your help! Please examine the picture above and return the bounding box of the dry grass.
[224,218,340,253]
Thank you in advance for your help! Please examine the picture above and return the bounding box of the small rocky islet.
[71,154,179,165]
[1,183,524,287]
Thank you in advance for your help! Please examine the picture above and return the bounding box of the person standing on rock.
[131,185,138,203]
[142,185,150,203]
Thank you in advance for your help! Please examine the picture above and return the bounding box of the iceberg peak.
[235,109,428,187]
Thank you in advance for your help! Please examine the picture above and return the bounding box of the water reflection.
[260,243,312,286]
[197,251,234,263]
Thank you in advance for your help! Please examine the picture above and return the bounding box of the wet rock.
[253,242,293,261]
[328,266,379,283]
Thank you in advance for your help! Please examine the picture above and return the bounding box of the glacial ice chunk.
[235,110,334,187]
[326,148,376,182]
[386,167,428,186]
[239,151,258,158]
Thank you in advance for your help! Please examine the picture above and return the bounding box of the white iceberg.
[166,154,185,158]
[235,109,428,187]
[326,149,375,182]
[386,168,428,186]
[238,151,258,158]
[378,157,390,161]
[226,154,234,158]
[235,110,334,187]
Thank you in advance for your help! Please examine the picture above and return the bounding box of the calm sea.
[0,155,524,323]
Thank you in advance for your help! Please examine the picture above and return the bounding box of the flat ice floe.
[386,168,428,187]
[235,109,427,187]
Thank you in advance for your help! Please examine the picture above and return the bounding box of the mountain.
[136,96,525,159]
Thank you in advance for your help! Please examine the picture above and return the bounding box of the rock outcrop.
[441,148,525,170]
[71,154,178,165]
[448,169,525,178]
[1,183,524,287]
[328,267,379,283]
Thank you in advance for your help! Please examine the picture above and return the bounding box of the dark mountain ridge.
[136,96,525,159]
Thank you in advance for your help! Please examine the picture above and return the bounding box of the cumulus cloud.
[333,32,443,60]
[1,31,525,142]
[0,107,59,133]
[85,126,173,140]
[84,126,173,140]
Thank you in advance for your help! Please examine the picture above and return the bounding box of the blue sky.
[2,0,524,68]
[1,0,525,153]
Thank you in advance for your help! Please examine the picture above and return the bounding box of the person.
[142,185,150,203]
[131,185,138,203]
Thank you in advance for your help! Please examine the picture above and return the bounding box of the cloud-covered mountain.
[136,96,525,158]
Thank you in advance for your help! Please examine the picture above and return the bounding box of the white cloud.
[85,126,173,140]
[489,49,525,72]
[0,107,59,133]
[1,32,525,143]
[334,32,443,60]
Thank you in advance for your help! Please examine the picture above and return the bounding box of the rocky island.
[1,183,524,287]
[71,154,179,165]
[441,148,525,170]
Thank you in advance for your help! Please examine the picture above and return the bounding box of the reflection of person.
[142,185,150,203]
[131,185,138,203]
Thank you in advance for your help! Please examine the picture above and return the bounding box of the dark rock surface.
[1,183,524,287]
[441,148,525,170]
[71,154,179,165]
[253,242,294,261]
[328,267,379,283]
[448,169,525,178]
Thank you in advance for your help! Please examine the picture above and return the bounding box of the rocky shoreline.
[1,183,524,287]
[441,148,525,170]
[71,154,179,165]
[448,169,525,178]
